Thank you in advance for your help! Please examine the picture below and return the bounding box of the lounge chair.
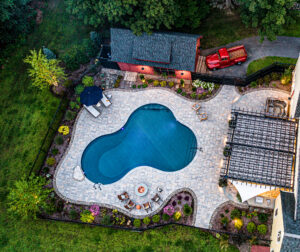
[192,103,201,111]
[101,93,112,107]
[151,193,162,205]
[198,112,208,121]
[84,105,100,118]
[143,202,152,213]
[124,200,135,211]
[117,192,129,202]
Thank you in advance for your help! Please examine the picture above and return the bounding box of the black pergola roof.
[221,109,298,189]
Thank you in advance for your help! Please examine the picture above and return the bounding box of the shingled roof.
[110,28,201,72]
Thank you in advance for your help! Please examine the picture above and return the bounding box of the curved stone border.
[107,84,223,103]
[208,200,249,229]
[235,86,290,96]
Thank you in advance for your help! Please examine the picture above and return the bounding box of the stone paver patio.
[54,85,289,228]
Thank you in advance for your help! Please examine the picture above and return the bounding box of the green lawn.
[0,1,238,251]
[247,56,297,75]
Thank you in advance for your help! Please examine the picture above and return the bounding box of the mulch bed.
[238,80,291,94]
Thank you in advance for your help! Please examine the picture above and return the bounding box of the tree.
[24,49,67,90]
[66,0,209,34]
[239,0,299,41]
[7,175,52,220]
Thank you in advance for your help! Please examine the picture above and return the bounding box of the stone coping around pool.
[54,86,289,228]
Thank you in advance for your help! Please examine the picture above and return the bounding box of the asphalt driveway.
[201,36,300,77]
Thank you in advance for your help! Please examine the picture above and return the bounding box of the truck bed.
[228,47,246,60]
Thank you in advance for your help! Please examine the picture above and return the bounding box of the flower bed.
[40,190,195,229]
[133,75,220,101]
[210,203,273,241]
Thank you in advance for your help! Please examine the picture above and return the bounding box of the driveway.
[201,36,300,77]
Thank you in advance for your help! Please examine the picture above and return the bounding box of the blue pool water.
[81,104,197,184]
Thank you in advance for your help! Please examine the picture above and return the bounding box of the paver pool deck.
[54,86,289,228]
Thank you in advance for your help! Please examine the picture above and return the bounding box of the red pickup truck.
[205,45,247,70]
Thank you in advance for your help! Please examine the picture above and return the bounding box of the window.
[275,208,278,216]
[222,57,228,61]
[277,231,282,242]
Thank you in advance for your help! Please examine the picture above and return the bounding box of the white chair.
[84,105,100,117]
[101,93,112,107]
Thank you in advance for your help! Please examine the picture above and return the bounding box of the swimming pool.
[81,104,197,184]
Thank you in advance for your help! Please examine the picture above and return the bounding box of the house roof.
[110,28,201,72]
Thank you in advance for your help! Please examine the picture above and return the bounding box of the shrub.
[247,213,252,219]
[75,84,84,95]
[173,212,181,221]
[225,209,229,214]
[218,178,227,187]
[160,81,167,87]
[257,224,268,235]
[192,87,197,92]
[168,81,174,88]
[139,74,144,80]
[76,97,81,104]
[162,213,170,221]
[236,192,242,202]
[220,213,224,218]
[132,84,136,88]
[133,219,141,228]
[51,148,59,156]
[263,75,271,84]
[143,217,151,225]
[271,72,280,80]
[142,84,148,88]
[82,76,94,87]
[153,80,160,86]
[190,92,196,99]
[177,88,182,94]
[242,211,246,217]
[70,101,80,110]
[63,79,73,88]
[231,209,241,220]
[258,78,264,86]
[58,125,69,135]
[252,211,258,217]
[138,85,142,89]
[234,218,243,230]
[80,210,95,223]
[181,92,186,96]
[197,94,202,99]
[183,204,193,216]
[180,79,185,85]
[152,215,160,223]
[7,175,53,220]
[65,110,75,121]
[258,213,269,223]
[147,79,153,84]
[221,217,229,225]
[247,222,256,233]
[46,157,56,166]
[101,215,111,225]
[69,209,78,220]
[55,135,64,145]
[250,81,257,88]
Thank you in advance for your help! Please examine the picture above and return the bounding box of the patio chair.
[151,193,162,205]
[117,192,129,202]
[84,105,100,118]
[101,93,112,107]
[143,202,152,213]
[124,200,135,211]
[192,103,201,111]
[198,112,208,121]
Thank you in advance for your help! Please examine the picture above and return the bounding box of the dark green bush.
[263,75,271,84]
[162,213,170,221]
[65,110,76,121]
[271,72,280,80]
[82,76,94,87]
[147,79,153,84]
[257,224,267,235]
[75,85,84,95]
[70,101,80,110]
[192,87,197,92]
[152,215,160,223]
[250,81,257,88]
[177,88,182,94]
[258,78,264,86]
[101,215,111,225]
[180,79,185,85]
[183,204,193,216]
[218,178,227,187]
[181,92,186,96]
[55,135,64,145]
[51,148,59,156]
[142,84,148,88]
[190,92,196,99]
[221,217,229,225]
[46,157,56,166]
[133,219,141,228]
[225,209,229,214]
[76,97,81,104]
[143,217,151,225]
[132,84,136,89]
[230,209,241,220]
[139,74,144,80]
[69,209,78,220]
[138,85,142,89]
[56,200,64,212]
[247,222,256,233]
[258,213,269,223]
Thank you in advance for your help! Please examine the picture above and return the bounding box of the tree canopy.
[239,0,299,41]
[66,0,210,35]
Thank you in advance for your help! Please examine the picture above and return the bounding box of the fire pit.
[135,183,148,197]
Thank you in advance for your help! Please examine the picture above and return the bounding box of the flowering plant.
[89,205,100,216]
[173,211,182,221]
[80,210,95,223]
[192,80,215,92]
[163,205,175,216]
[58,125,69,135]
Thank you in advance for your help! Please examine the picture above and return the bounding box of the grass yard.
[247,56,297,75]
[0,0,238,251]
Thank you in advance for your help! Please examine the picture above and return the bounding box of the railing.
[28,98,69,177]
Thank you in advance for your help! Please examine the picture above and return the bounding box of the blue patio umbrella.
[80,86,103,106]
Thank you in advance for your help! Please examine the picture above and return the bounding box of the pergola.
[221,109,298,191]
